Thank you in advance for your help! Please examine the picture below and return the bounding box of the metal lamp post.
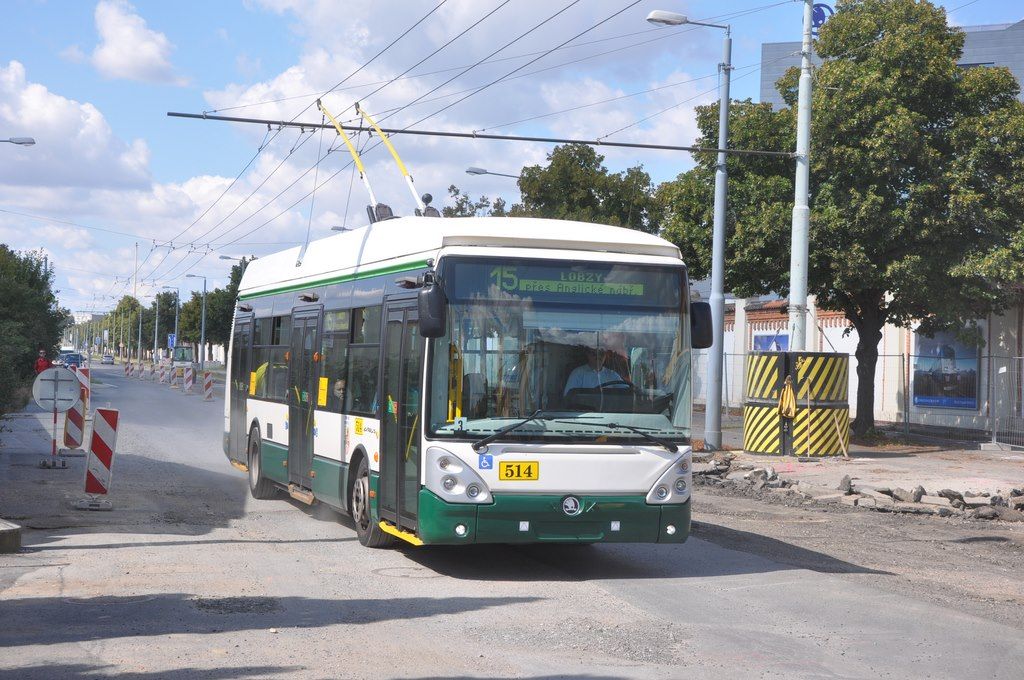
[1,137,35,146]
[465,166,521,179]
[186,275,207,371]
[647,9,731,450]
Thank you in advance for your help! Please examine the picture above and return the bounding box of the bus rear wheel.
[351,457,393,548]
[248,432,277,500]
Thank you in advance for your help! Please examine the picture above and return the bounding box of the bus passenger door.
[379,302,424,532]
[288,309,321,490]
[229,313,253,460]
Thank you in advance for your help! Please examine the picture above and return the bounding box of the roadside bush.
[0,246,67,416]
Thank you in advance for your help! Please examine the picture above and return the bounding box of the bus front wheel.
[248,432,277,500]
[351,457,393,548]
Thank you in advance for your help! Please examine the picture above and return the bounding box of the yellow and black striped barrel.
[743,352,786,455]
[792,352,850,457]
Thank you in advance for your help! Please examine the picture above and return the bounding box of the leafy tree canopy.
[657,0,1024,433]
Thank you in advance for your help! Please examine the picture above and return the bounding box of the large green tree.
[0,247,66,414]
[515,144,661,233]
[658,0,1024,434]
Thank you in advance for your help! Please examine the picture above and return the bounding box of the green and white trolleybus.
[224,215,712,547]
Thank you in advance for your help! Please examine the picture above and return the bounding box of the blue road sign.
[167,333,176,348]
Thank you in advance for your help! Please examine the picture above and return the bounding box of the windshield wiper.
[471,409,545,451]
[554,420,678,452]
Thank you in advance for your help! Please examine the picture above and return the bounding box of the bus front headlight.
[425,447,492,504]
[646,449,692,504]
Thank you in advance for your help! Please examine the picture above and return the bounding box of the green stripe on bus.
[311,456,348,510]
[239,259,430,300]
[261,440,289,484]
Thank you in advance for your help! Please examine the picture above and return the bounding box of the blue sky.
[0,0,1019,315]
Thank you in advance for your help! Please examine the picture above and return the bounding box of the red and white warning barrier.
[203,371,214,401]
[159,365,166,383]
[79,408,118,510]
[124,362,130,377]
[170,367,180,389]
[183,366,194,394]
[63,388,86,450]
[71,367,90,414]
[148,364,156,381]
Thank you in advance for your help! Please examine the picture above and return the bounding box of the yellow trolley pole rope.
[355,102,427,213]
[317,99,378,207]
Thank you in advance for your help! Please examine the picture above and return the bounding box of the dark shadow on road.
[951,535,1010,544]
[0,664,300,680]
[404,677,628,680]
[401,521,891,581]
[0,594,541,647]
[23,536,356,551]
[690,521,893,575]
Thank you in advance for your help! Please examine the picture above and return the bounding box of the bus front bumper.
[416,489,690,545]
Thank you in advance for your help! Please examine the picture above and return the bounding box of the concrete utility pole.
[787,0,814,351]
[134,243,142,362]
[153,294,159,361]
[646,9,732,450]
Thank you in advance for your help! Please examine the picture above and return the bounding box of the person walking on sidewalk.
[33,349,52,374]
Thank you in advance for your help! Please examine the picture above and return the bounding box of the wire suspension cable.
[167,111,795,158]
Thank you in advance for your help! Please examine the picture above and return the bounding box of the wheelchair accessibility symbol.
[478,454,493,470]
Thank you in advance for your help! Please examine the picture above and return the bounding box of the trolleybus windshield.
[427,257,692,444]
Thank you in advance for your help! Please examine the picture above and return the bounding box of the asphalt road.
[1,364,1022,679]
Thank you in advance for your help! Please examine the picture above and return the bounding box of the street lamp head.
[5,137,35,146]
[331,225,355,232]
[646,10,688,26]
[185,274,204,280]
[218,255,238,261]
[465,166,488,175]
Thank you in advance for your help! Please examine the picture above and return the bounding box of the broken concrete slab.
[892,488,917,503]
[963,496,992,508]
[891,502,935,515]
[839,495,860,507]
[811,493,848,505]
[972,506,999,520]
[920,495,953,507]
[938,489,964,503]
[837,475,853,494]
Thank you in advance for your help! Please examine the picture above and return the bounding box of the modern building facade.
[759,20,1024,109]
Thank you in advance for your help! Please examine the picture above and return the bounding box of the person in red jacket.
[34,349,52,374]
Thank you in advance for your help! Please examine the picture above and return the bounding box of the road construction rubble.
[693,452,1024,522]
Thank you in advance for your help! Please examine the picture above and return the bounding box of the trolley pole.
[787,0,814,351]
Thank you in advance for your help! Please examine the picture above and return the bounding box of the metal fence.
[692,350,1023,448]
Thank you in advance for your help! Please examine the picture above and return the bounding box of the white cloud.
[59,45,86,63]
[0,61,151,189]
[91,0,187,85]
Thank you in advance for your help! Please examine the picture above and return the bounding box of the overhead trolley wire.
[158,1,448,256]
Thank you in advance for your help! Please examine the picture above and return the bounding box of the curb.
[0,519,22,553]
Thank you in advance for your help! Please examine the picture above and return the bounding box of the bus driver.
[563,346,624,396]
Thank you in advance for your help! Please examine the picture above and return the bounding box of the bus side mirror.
[690,301,713,349]
[418,284,447,338]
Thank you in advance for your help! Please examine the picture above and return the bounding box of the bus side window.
[345,346,379,415]
[322,330,349,412]
[352,306,381,344]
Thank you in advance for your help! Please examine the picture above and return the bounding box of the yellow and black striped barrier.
[743,351,850,457]
[742,352,786,455]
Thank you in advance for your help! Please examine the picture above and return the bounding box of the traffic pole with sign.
[32,367,80,469]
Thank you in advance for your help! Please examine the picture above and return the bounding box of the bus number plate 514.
[499,461,539,481]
